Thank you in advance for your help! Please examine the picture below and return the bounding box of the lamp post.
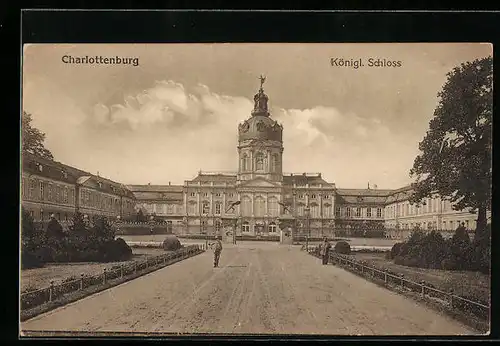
[202,213,208,247]
[225,201,241,245]
[304,205,311,247]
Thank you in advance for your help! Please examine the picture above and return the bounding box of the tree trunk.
[475,206,488,243]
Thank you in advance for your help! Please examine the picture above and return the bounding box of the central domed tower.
[237,76,284,182]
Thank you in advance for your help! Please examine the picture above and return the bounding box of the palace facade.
[21,80,485,239]
[21,152,136,223]
[127,80,483,239]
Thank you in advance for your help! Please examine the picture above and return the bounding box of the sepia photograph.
[20,43,492,337]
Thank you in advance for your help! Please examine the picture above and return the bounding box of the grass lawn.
[349,252,490,304]
[21,248,166,292]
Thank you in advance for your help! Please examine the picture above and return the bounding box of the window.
[311,204,320,218]
[241,196,252,217]
[29,179,35,199]
[298,194,304,199]
[377,208,382,218]
[272,154,280,173]
[254,197,265,217]
[268,197,279,217]
[268,222,277,233]
[346,207,351,217]
[335,206,341,217]
[355,207,361,217]
[323,195,329,199]
[297,204,305,216]
[215,202,221,215]
[39,182,44,200]
[190,192,196,197]
[241,153,249,171]
[367,208,372,218]
[204,192,208,197]
[323,204,332,217]
[202,201,210,215]
[311,194,317,199]
[215,219,222,233]
[215,192,221,197]
[166,204,174,214]
[255,152,265,171]
[229,193,234,198]
[242,221,250,233]
[188,202,196,215]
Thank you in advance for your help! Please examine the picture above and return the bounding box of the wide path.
[21,242,476,335]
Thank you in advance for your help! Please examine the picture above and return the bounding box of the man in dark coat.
[320,237,331,265]
[213,235,223,268]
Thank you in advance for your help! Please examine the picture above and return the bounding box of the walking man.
[320,237,331,265]
[213,235,223,268]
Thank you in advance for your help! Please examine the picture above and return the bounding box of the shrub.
[403,257,420,268]
[101,238,133,262]
[163,235,182,251]
[21,251,44,269]
[471,223,491,274]
[441,258,457,270]
[394,255,405,266]
[334,241,351,254]
[390,242,404,259]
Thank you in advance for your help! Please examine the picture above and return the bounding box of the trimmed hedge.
[163,235,182,251]
[334,241,351,254]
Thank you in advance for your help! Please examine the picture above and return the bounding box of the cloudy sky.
[22,43,492,189]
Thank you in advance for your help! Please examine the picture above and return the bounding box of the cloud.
[78,80,416,188]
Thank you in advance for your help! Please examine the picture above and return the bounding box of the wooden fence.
[21,245,204,312]
[305,245,489,322]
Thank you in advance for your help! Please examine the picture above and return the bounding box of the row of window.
[386,198,455,218]
[241,222,278,233]
[79,189,134,212]
[335,206,384,218]
[286,194,332,200]
[393,219,475,231]
[22,178,75,204]
[189,192,236,198]
[240,152,281,173]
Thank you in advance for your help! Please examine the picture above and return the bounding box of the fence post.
[120,265,123,279]
[384,269,388,285]
[103,268,107,285]
[80,274,84,290]
[449,289,454,307]
[400,274,404,290]
[134,261,137,274]
[49,281,54,302]
[421,281,425,297]
[146,259,149,270]
[163,255,166,265]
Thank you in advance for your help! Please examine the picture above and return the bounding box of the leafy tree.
[22,111,54,160]
[409,56,492,241]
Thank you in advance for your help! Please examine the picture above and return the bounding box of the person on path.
[320,237,331,265]
[212,235,223,268]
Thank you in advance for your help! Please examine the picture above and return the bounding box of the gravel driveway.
[21,242,476,335]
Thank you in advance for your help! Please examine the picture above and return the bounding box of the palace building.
[21,78,484,239]
[21,152,136,223]
[127,78,483,239]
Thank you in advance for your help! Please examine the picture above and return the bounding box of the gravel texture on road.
[21,242,476,335]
